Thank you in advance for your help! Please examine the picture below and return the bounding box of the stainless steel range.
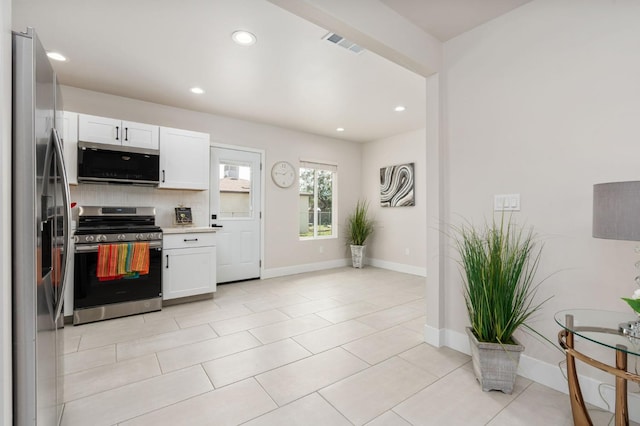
[73,206,163,325]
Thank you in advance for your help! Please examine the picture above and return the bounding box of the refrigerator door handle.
[52,128,72,320]
[41,133,57,311]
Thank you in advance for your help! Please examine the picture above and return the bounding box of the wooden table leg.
[565,315,593,426]
[615,344,629,426]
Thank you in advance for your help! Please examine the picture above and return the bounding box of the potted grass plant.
[453,215,550,394]
[346,200,374,268]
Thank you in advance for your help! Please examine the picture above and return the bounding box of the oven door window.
[74,247,162,309]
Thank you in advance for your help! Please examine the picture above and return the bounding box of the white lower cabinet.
[162,232,216,300]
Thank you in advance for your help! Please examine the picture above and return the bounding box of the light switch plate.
[494,194,520,211]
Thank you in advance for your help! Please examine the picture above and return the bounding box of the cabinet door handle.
[166,254,169,268]
[162,170,165,182]
[124,127,128,141]
[184,238,199,242]
[115,126,119,141]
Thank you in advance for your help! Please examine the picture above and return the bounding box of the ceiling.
[380,0,533,42]
[12,0,532,143]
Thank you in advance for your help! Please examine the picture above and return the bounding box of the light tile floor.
[61,267,616,425]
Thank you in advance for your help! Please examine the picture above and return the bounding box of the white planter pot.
[466,327,524,394]
[350,245,366,268]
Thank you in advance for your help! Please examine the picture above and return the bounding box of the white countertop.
[162,226,217,234]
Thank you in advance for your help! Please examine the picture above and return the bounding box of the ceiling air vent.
[322,32,365,54]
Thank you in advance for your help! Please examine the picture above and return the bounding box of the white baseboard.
[261,258,350,279]
[367,258,427,277]
[599,383,640,422]
[443,327,470,355]
[262,258,426,280]
[517,354,640,422]
[432,327,639,422]
[424,325,445,347]
[517,354,569,395]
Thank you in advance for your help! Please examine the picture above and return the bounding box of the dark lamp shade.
[593,181,640,241]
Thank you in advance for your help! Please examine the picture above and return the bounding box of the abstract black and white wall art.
[380,163,415,207]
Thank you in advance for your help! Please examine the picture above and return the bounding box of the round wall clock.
[271,161,295,188]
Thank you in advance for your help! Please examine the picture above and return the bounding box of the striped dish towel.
[131,242,150,275]
[97,244,121,281]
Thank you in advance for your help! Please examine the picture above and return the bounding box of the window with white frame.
[299,160,337,239]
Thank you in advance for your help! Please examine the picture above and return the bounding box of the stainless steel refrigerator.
[12,28,71,425]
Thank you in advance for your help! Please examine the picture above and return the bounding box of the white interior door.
[210,147,262,283]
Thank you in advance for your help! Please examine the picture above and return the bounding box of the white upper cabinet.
[159,127,210,190]
[122,120,159,150]
[61,111,78,185]
[78,114,159,150]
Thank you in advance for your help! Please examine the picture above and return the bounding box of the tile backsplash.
[70,183,209,228]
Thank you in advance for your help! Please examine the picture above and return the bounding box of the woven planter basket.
[466,327,524,394]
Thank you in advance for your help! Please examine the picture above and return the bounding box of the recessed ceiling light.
[46,52,67,62]
[336,127,345,132]
[231,30,257,46]
[394,105,406,112]
[190,87,205,94]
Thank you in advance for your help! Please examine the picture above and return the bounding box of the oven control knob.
[96,235,107,243]
[136,233,144,240]
[85,235,94,243]
[117,234,126,241]
[74,235,79,243]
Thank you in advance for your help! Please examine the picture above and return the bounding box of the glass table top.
[555,309,640,356]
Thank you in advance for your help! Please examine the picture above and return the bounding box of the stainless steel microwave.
[77,143,160,185]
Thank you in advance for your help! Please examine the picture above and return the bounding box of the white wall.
[1,0,12,421]
[62,86,363,274]
[362,128,427,275]
[442,0,640,395]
